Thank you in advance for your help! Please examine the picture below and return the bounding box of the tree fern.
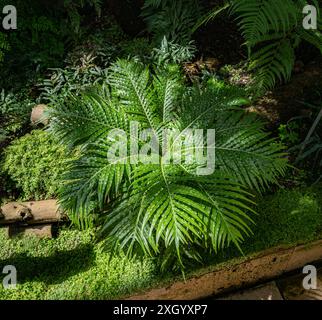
[49,60,288,271]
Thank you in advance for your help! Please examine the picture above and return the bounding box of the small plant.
[2,130,71,201]
[152,37,197,66]
[0,90,33,139]
[278,122,301,146]
[37,61,109,105]
[293,106,322,183]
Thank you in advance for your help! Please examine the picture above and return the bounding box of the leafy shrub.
[37,22,153,104]
[0,0,102,89]
[37,59,109,105]
[142,0,202,45]
[2,130,71,201]
[48,60,288,271]
[64,16,129,68]
[152,37,197,66]
[0,90,33,138]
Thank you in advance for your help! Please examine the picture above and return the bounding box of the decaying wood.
[0,200,63,225]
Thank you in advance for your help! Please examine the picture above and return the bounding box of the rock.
[31,104,48,126]
[218,282,283,300]
[277,268,322,300]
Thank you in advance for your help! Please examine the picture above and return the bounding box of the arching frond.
[50,60,288,271]
[197,0,322,92]
[48,90,125,148]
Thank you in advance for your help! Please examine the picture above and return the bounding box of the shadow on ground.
[0,244,95,285]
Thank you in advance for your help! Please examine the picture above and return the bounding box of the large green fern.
[49,60,288,271]
[198,0,322,93]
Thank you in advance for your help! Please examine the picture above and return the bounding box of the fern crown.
[49,60,288,270]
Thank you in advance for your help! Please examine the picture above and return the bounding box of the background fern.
[232,0,322,92]
[198,0,322,93]
[142,0,202,45]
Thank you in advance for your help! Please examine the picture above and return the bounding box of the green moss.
[0,228,158,300]
[245,184,322,253]
[199,184,322,268]
[0,185,321,300]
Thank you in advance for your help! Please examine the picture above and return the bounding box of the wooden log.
[31,104,48,126]
[0,200,64,225]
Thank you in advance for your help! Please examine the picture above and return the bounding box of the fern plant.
[198,0,322,93]
[49,60,288,271]
[0,90,33,137]
[152,36,197,66]
[142,0,202,45]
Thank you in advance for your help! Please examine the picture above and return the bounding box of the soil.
[194,16,246,65]
[248,58,322,130]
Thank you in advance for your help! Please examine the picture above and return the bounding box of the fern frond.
[109,60,161,134]
[58,139,132,215]
[48,90,126,148]
[231,0,298,49]
[199,0,322,92]
[250,38,295,92]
